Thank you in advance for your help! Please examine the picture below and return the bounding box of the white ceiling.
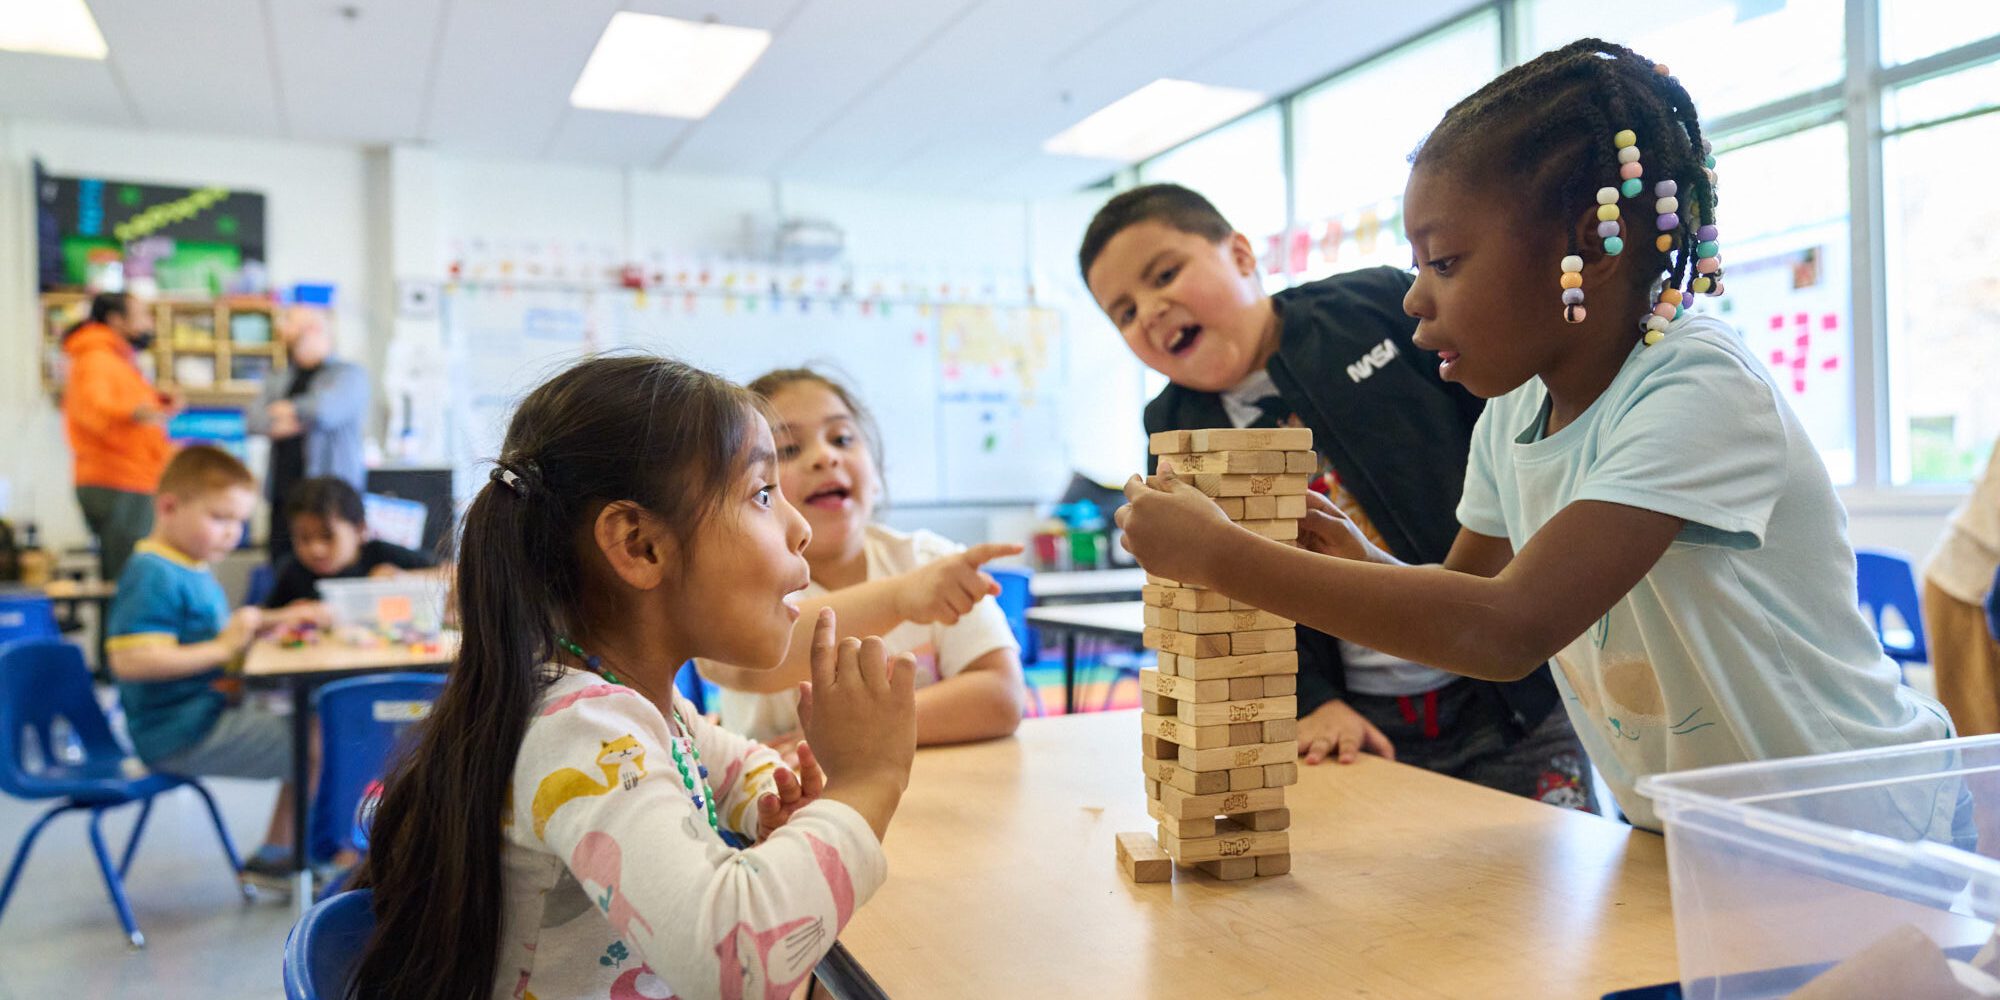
[0,0,1483,197]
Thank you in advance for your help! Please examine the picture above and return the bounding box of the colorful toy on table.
[275,620,323,648]
[330,619,442,653]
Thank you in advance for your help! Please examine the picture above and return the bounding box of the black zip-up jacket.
[1143,266,1561,735]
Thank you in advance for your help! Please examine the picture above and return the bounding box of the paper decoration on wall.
[1766,312,1843,396]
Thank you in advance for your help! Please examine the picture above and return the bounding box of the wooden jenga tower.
[1117,427,1313,883]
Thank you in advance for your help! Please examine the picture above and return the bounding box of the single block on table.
[1116,831,1173,883]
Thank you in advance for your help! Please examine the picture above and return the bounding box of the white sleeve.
[518,683,885,1000]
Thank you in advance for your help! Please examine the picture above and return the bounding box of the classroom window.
[1701,123,1856,485]
[1288,10,1500,283]
[1521,0,1844,121]
[1879,0,2000,66]
[1882,62,2000,484]
[1139,107,1287,292]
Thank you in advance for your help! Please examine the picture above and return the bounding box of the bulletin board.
[441,284,1069,506]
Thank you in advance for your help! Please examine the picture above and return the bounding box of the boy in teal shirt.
[107,445,306,884]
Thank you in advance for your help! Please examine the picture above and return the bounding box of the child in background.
[352,357,917,1000]
[699,367,1025,748]
[260,476,441,611]
[1117,40,1954,833]
[1081,184,1590,810]
[1923,439,2000,735]
[105,445,303,885]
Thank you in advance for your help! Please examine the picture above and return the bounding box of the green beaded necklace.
[555,635,720,833]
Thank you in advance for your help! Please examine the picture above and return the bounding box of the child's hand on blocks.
[1296,490,1395,565]
[1115,462,1234,586]
[755,740,826,840]
[796,609,916,839]
[894,542,1021,625]
[220,606,265,650]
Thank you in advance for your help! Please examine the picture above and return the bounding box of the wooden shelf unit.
[40,292,286,400]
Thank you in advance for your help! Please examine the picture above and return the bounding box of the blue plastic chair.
[0,638,245,947]
[310,674,444,874]
[988,566,1046,716]
[283,888,374,1000]
[245,563,277,608]
[1856,548,1930,664]
[1986,563,2000,643]
[0,594,58,647]
[674,660,708,715]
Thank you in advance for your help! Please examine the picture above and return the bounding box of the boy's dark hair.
[746,365,885,480]
[1412,38,1716,297]
[283,476,366,528]
[351,355,765,1000]
[64,292,133,340]
[1077,183,1236,282]
[156,445,254,499]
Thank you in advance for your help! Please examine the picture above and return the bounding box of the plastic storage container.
[1638,734,2000,998]
[317,576,445,636]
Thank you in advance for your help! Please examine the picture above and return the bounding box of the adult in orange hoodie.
[63,292,178,580]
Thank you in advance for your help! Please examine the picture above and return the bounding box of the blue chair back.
[1987,563,2000,644]
[310,674,444,864]
[674,660,708,714]
[0,595,58,648]
[0,639,127,800]
[989,566,1035,666]
[245,564,277,608]
[283,888,375,1000]
[1855,548,1929,664]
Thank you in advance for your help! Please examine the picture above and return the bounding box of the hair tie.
[491,458,541,498]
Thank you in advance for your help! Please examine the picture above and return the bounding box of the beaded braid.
[1414,38,1727,345]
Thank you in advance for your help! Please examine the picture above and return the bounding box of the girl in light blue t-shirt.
[1115,38,1955,833]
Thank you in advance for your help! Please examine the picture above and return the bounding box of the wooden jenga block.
[1175,609,1294,634]
[1142,585,1247,612]
[1255,853,1292,877]
[1228,722,1265,745]
[1153,784,1288,820]
[1156,450,1288,474]
[1175,651,1298,680]
[1264,762,1299,787]
[1142,712,1233,749]
[1198,857,1259,880]
[1140,688,1177,716]
[1190,474,1311,498]
[1263,718,1298,743]
[1159,827,1289,864]
[1179,740,1295,772]
[1188,427,1312,452]
[1240,494,1308,520]
[1144,628,1230,659]
[1154,651,1178,676]
[1228,766,1263,791]
[1117,832,1173,883]
[1146,778,1161,799]
[1141,669,1229,704]
[1225,808,1291,832]
[1144,572,1194,588]
[1141,734,1177,760]
[1237,518,1300,541]
[1150,757,1230,795]
[1148,430,1193,455]
[1263,674,1297,697]
[1231,629,1296,655]
[1177,695,1298,727]
[1142,604,1166,628]
[1213,497,1246,519]
[1285,451,1317,474]
[1147,797,1219,838]
[1228,676,1263,700]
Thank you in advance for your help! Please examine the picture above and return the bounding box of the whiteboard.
[441,286,1069,506]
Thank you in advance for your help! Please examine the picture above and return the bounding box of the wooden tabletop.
[243,630,459,677]
[838,711,1676,999]
[1028,567,1149,599]
[1024,600,1146,639]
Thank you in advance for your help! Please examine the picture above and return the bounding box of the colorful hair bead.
[1655,234,1674,252]
[1596,204,1619,222]
[1618,146,1641,164]
[1561,254,1583,273]
[1560,254,1585,323]
[1661,288,1683,305]
[1643,330,1665,346]
[1603,236,1624,255]
[1697,224,1718,241]
[1562,288,1585,304]
[1656,213,1679,231]
[1560,271,1583,289]
[1596,187,1619,205]
[1597,220,1621,238]
[1652,302,1676,320]
[1613,129,1637,148]
[1619,163,1644,181]
[1565,305,1587,323]
[1655,180,1677,197]
[1692,276,1712,293]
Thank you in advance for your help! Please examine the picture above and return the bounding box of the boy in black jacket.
[1081,183,1592,810]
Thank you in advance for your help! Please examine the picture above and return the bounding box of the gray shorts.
[149,704,294,781]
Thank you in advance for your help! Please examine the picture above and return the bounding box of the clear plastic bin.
[316,576,445,635]
[1638,734,2000,998]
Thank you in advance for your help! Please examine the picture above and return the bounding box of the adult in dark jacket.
[1082,184,1592,810]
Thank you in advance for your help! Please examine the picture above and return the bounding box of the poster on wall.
[33,159,268,296]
